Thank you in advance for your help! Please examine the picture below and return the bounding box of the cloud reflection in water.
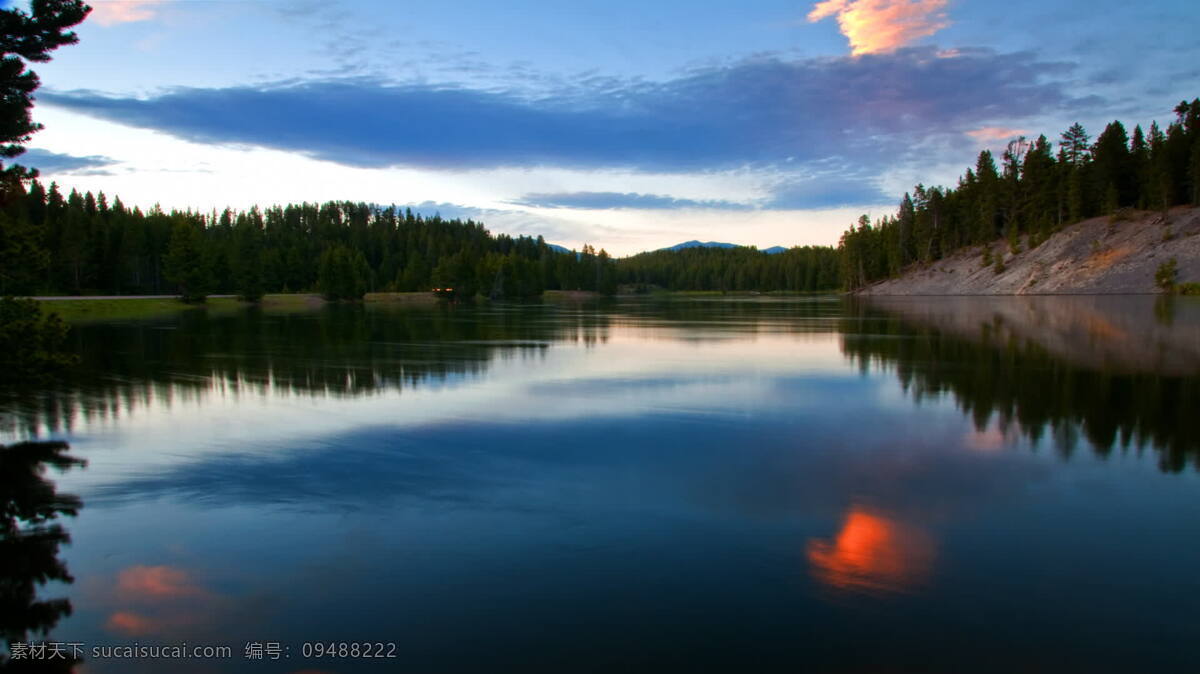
[806,505,935,596]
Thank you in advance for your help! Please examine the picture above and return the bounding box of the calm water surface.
[4,296,1200,673]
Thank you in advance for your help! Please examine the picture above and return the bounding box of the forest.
[839,98,1200,290]
[0,189,620,300]
[616,245,840,292]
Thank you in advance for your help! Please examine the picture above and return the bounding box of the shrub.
[1155,258,1178,292]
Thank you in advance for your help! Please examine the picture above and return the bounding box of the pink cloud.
[89,0,163,27]
[966,126,1028,143]
[807,0,951,56]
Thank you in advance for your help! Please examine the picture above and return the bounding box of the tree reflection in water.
[1,441,85,673]
[842,298,1200,473]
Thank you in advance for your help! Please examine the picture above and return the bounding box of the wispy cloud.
[89,0,164,26]
[764,175,892,209]
[807,0,950,55]
[511,191,753,211]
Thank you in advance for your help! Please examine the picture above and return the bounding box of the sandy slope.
[859,206,1200,295]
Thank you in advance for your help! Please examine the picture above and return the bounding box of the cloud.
[511,191,752,211]
[88,0,163,26]
[41,48,1079,177]
[19,148,118,175]
[512,182,891,212]
[808,0,950,55]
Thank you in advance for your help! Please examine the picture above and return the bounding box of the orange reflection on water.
[105,610,157,636]
[806,506,934,595]
[116,565,206,600]
[103,564,214,638]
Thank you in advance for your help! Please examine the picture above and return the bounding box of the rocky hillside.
[859,206,1200,295]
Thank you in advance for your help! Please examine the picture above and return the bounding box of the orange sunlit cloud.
[966,127,1028,143]
[807,0,950,56]
[89,0,164,27]
[806,506,934,594]
[116,565,207,600]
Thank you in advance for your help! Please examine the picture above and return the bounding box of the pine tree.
[1130,125,1150,207]
[1149,121,1173,215]
[1060,123,1091,166]
[0,0,91,180]
[1067,165,1085,223]
[1092,121,1133,207]
[232,208,265,302]
[0,208,45,294]
[974,150,1000,242]
[162,219,211,303]
[0,1,88,299]
[318,244,369,301]
[1190,138,1200,205]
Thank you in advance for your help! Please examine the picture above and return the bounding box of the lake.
[3,295,1199,673]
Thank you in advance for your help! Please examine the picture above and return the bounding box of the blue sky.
[15,0,1200,254]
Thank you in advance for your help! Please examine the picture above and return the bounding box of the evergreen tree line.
[616,245,841,292]
[839,97,1200,290]
[0,185,620,300]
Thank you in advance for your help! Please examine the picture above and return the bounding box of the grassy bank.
[364,291,438,304]
[36,292,448,322]
[38,294,327,322]
[38,297,238,321]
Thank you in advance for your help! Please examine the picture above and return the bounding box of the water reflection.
[0,296,1196,672]
[806,506,935,596]
[103,565,220,639]
[844,296,1200,472]
[0,441,85,672]
[1,303,612,437]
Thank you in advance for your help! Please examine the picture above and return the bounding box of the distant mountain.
[658,241,789,254]
[662,240,739,252]
[546,243,571,254]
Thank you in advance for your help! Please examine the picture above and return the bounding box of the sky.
[10,0,1200,254]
